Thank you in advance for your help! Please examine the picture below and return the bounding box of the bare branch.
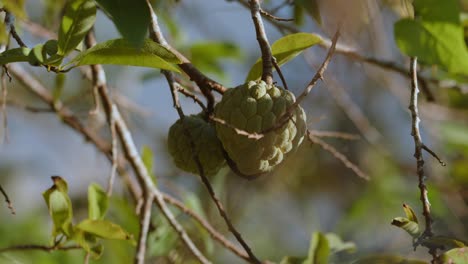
[307,131,369,180]
[8,49,249,264]
[308,130,360,140]
[0,244,81,253]
[233,0,436,101]
[409,57,439,262]
[146,0,225,113]
[1,64,9,144]
[161,193,250,262]
[272,57,289,90]
[164,71,261,264]
[210,116,262,140]
[261,29,340,136]
[249,0,274,85]
[260,9,294,22]
[107,114,118,196]
[175,83,207,111]
[85,32,211,264]
[0,184,15,214]
[135,194,154,264]
[4,12,26,48]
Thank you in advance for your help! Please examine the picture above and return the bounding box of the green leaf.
[141,145,157,184]
[76,219,133,241]
[293,3,305,26]
[304,232,330,264]
[72,229,103,259]
[42,176,73,237]
[190,41,242,79]
[439,247,468,264]
[88,183,108,220]
[0,24,7,45]
[402,204,418,224]
[295,0,321,25]
[95,0,150,47]
[280,256,306,264]
[1,0,27,19]
[58,0,97,56]
[246,33,321,81]
[413,0,459,24]
[52,73,66,103]
[421,236,466,250]
[353,255,427,264]
[27,44,45,66]
[0,47,30,65]
[391,217,421,238]
[394,0,468,76]
[325,233,356,254]
[68,38,181,72]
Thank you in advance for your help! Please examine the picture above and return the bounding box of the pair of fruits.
[167,80,307,178]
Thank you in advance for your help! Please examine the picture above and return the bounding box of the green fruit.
[214,80,306,176]
[168,114,226,176]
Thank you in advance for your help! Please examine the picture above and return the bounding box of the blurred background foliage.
[0,0,467,263]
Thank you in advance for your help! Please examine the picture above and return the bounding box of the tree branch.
[0,183,14,214]
[146,0,224,114]
[85,32,211,264]
[249,0,274,85]
[0,244,81,253]
[135,194,154,264]
[164,71,260,263]
[8,56,251,264]
[307,131,369,180]
[408,57,438,262]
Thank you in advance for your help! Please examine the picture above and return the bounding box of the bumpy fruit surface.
[214,80,306,176]
[168,114,225,176]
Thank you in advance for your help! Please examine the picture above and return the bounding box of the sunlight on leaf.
[68,38,181,72]
[246,32,321,81]
[88,183,108,220]
[58,0,96,56]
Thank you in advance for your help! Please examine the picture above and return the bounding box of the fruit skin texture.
[168,114,225,176]
[214,80,306,176]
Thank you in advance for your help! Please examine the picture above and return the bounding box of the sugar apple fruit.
[168,114,226,176]
[214,80,306,176]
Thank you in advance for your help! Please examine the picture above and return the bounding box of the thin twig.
[85,32,210,264]
[5,12,26,48]
[0,184,15,214]
[308,130,360,140]
[145,6,259,261]
[259,9,294,22]
[234,0,436,101]
[161,193,250,262]
[176,83,207,111]
[107,113,118,196]
[89,84,100,115]
[84,252,90,264]
[210,116,262,139]
[135,194,154,264]
[261,29,340,135]
[317,68,382,144]
[164,71,260,264]
[272,57,289,90]
[1,64,8,144]
[8,53,248,264]
[408,57,438,262]
[146,0,224,111]
[249,0,274,85]
[307,131,369,180]
[0,244,81,253]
